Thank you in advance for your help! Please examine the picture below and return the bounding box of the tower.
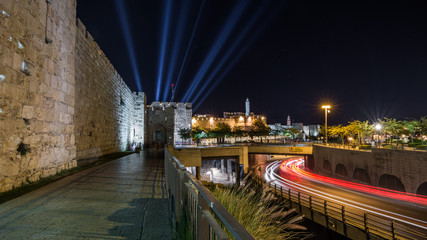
[245,98,250,117]
[287,115,291,126]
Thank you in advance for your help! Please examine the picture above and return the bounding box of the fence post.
[280,186,283,200]
[288,189,292,208]
[391,221,396,240]
[342,205,347,237]
[364,213,369,239]
[324,200,328,229]
[197,191,210,240]
[309,196,313,219]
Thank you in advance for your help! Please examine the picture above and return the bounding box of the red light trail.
[280,159,427,206]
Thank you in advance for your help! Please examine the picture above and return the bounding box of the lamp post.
[322,105,331,144]
[375,123,382,147]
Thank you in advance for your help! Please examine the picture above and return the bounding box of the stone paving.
[0,153,173,240]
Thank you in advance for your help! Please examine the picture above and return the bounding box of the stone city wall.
[74,18,135,161]
[312,145,427,194]
[0,0,77,192]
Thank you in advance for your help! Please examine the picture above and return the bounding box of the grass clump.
[209,174,309,240]
[416,145,427,150]
[358,145,372,150]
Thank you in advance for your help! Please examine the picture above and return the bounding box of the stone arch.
[149,123,168,145]
[416,182,427,196]
[378,174,406,192]
[353,168,371,184]
[335,164,348,177]
[323,160,332,171]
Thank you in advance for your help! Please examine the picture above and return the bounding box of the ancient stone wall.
[74,18,135,161]
[146,102,192,146]
[0,0,77,192]
[174,103,192,144]
[132,92,146,146]
[312,145,427,194]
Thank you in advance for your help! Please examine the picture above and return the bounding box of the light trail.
[182,0,250,102]
[174,0,206,96]
[161,0,190,101]
[190,1,272,107]
[281,159,427,205]
[264,160,427,230]
[114,0,142,91]
[192,1,286,110]
[155,0,173,101]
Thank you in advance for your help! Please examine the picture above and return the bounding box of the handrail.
[260,176,427,240]
[165,148,255,240]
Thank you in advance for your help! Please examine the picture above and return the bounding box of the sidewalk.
[0,152,173,239]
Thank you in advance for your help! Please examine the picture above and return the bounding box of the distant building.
[193,98,266,130]
[269,116,320,140]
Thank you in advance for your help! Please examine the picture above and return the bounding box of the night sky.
[76,0,427,125]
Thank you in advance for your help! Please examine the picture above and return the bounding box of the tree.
[232,126,247,142]
[250,119,271,142]
[282,128,300,141]
[347,120,373,144]
[191,126,207,144]
[178,128,191,142]
[329,125,348,145]
[379,118,396,145]
[213,122,232,143]
[401,119,421,143]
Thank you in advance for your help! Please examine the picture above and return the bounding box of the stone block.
[21,104,34,119]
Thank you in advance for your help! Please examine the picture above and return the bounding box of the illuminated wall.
[146,102,192,146]
[0,0,78,192]
[192,114,266,130]
[0,1,147,192]
[74,19,137,161]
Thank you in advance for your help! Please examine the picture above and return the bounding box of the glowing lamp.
[321,105,331,109]
[192,118,197,125]
[375,123,382,131]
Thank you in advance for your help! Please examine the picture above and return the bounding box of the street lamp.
[375,123,382,147]
[321,105,331,144]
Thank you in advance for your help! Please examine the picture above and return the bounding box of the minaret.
[245,98,250,117]
[287,115,291,126]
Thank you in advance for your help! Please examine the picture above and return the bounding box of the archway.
[353,168,371,184]
[150,123,167,146]
[416,182,427,196]
[378,174,406,192]
[335,164,348,177]
[323,160,332,171]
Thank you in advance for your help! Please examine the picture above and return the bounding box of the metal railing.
[165,148,255,240]
[259,177,427,240]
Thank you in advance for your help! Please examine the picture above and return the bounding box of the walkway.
[0,152,173,239]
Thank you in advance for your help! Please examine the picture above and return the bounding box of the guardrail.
[165,148,255,240]
[257,177,426,240]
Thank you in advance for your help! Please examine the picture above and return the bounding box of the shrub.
[17,143,31,156]
[416,145,427,150]
[384,145,396,149]
[408,143,420,147]
[359,145,372,150]
[209,175,309,239]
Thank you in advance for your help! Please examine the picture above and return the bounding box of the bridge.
[168,144,313,184]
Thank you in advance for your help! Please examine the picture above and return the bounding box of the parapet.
[148,102,192,110]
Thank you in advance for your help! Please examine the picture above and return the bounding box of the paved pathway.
[0,153,173,239]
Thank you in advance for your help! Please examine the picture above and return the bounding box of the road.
[263,158,427,239]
